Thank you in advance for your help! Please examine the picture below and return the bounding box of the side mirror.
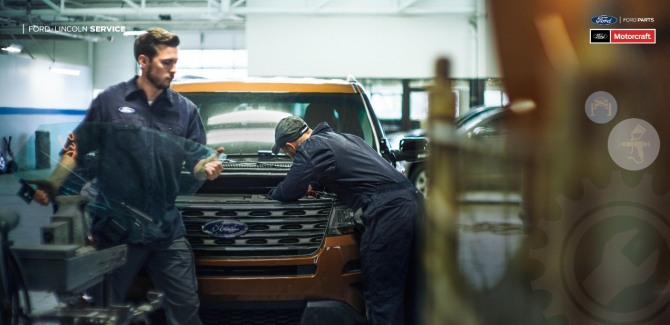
[469,126,497,138]
[393,137,428,162]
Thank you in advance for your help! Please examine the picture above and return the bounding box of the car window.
[472,115,507,138]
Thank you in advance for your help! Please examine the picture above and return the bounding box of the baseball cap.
[272,116,310,154]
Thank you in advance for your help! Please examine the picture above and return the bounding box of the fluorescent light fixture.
[1,43,22,54]
[123,30,147,37]
[49,63,81,76]
[50,67,81,76]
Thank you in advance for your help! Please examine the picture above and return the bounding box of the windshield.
[182,92,375,155]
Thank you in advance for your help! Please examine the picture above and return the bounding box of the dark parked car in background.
[387,129,428,195]
[455,105,519,194]
[388,105,516,198]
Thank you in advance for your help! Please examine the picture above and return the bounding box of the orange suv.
[171,77,398,325]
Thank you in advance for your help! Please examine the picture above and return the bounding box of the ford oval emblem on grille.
[202,219,248,238]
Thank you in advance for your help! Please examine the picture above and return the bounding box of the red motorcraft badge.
[590,29,656,44]
[611,29,656,44]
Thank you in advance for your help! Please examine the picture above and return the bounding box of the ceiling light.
[1,43,22,54]
[123,30,147,37]
[509,98,536,113]
[49,63,81,76]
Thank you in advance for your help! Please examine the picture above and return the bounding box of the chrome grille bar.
[178,198,332,258]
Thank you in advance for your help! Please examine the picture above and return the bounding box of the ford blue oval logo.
[202,219,248,238]
[118,106,136,113]
[591,15,617,25]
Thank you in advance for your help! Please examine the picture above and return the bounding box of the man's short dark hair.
[134,27,180,62]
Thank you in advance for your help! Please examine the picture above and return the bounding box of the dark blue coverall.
[269,122,424,325]
[64,76,210,325]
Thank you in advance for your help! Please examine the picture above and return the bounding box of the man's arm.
[269,150,322,202]
[30,92,102,206]
[31,154,77,205]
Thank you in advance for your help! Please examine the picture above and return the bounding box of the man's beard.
[146,63,171,90]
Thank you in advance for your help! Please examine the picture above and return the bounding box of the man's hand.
[22,153,77,206]
[306,184,317,197]
[194,147,225,181]
[201,160,224,181]
[23,179,57,206]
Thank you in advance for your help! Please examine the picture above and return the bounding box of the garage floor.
[1,171,548,324]
[455,200,545,324]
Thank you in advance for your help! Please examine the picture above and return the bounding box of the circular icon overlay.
[608,118,660,171]
[531,173,670,324]
[564,206,670,324]
[585,91,617,124]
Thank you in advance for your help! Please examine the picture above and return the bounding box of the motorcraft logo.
[592,15,617,25]
[590,29,656,44]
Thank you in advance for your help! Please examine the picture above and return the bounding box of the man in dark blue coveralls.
[268,115,423,325]
[31,27,223,325]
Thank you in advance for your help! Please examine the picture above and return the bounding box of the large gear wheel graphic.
[531,172,670,324]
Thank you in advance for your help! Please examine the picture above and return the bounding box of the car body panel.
[196,235,362,307]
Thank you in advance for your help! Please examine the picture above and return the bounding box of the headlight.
[327,206,356,236]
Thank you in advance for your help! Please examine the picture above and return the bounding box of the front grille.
[179,199,332,258]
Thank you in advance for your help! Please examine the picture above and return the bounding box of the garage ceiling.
[0,0,478,41]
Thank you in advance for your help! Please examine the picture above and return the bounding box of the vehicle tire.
[409,164,428,197]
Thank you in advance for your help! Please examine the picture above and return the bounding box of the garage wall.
[246,14,500,79]
[8,39,91,66]
[175,29,246,50]
[92,30,246,90]
[93,36,136,91]
[0,55,91,108]
[0,52,91,171]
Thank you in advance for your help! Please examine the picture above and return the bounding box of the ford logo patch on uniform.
[202,219,248,238]
[118,106,136,113]
[591,15,617,25]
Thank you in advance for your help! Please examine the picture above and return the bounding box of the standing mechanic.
[30,27,223,325]
[268,115,423,325]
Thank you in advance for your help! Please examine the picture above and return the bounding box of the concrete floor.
[451,197,545,325]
